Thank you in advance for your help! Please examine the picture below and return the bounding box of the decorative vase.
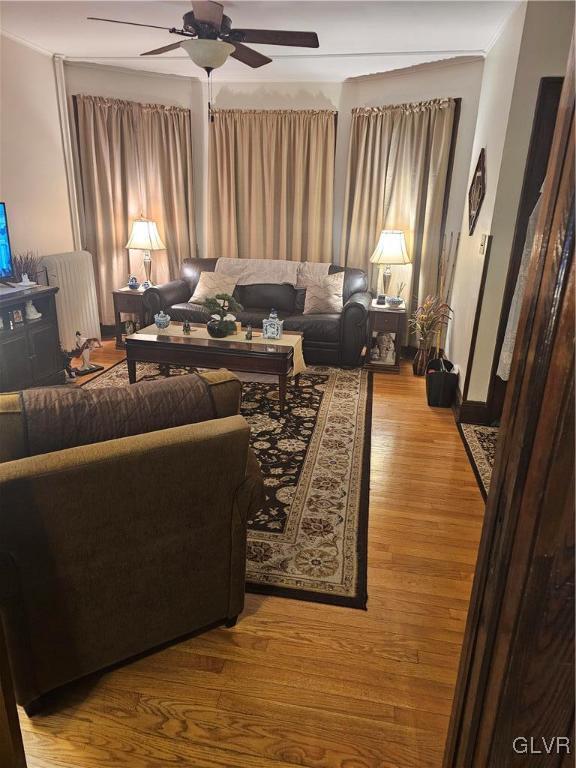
[412,341,432,376]
[206,319,230,338]
[127,275,140,290]
[262,308,283,340]
[25,300,42,320]
[154,310,171,330]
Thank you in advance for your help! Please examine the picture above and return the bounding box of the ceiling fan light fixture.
[181,38,235,70]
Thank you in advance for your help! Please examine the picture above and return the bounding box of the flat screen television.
[0,202,14,281]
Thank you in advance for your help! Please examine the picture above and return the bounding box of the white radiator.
[42,250,101,350]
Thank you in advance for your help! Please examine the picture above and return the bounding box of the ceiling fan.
[88,0,320,70]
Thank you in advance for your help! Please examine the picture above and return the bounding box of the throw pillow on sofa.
[303,271,344,314]
[191,272,238,302]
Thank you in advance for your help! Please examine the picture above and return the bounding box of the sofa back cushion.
[234,283,296,313]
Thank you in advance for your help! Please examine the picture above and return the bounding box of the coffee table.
[125,323,303,414]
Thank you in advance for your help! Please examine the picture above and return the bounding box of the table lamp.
[370,230,409,303]
[125,217,165,287]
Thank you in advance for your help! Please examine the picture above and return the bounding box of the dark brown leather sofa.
[0,370,263,713]
[143,258,371,367]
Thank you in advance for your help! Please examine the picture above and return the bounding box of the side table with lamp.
[115,217,166,349]
[369,229,410,303]
[125,216,166,290]
[366,229,410,373]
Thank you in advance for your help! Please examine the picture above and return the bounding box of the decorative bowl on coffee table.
[154,311,171,330]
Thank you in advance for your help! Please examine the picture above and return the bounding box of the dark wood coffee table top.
[124,323,304,413]
[126,322,302,358]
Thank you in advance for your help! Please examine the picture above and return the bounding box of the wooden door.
[444,34,575,768]
[488,77,563,423]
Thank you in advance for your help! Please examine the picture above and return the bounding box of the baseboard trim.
[452,385,463,422]
[459,399,491,425]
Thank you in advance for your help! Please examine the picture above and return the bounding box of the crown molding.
[484,1,525,54]
[0,29,53,57]
[346,55,484,84]
[62,58,202,84]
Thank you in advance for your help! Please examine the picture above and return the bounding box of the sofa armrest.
[143,279,190,315]
[199,369,242,418]
[344,291,372,312]
[0,415,259,706]
[340,291,371,367]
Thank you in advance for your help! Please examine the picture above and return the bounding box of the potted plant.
[409,295,453,376]
[13,251,44,283]
[201,293,243,338]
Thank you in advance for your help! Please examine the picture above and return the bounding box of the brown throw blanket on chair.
[20,374,215,457]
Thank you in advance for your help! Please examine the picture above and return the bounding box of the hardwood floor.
[21,348,485,768]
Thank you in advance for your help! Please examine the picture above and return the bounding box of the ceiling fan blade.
[192,1,224,28]
[141,41,184,56]
[232,29,319,48]
[87,17,173,31]
[230,43,272,68]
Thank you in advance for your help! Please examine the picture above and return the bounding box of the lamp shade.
[370,230,409,265]
[181,39,235,70]
[125,218,165,251]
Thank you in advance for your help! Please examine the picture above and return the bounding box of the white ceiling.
[0,1,518,82]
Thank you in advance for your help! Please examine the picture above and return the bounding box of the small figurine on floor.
[63,332,104,379]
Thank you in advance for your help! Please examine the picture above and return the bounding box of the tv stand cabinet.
[0,286,65,392]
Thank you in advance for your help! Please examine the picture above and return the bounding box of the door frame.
[444,36,574,767]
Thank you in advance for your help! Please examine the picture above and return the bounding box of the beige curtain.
[74,95,196,325]
[208,109,336,262]
[340,98,455,312]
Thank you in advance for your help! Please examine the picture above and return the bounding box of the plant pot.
[206,319,229,338]
[412,343,432,376]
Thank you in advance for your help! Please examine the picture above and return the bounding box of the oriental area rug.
[85,363,372,609]
[459,423,499,500]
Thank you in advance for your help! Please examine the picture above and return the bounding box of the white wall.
[0,34,74,253]
[449,0,573,402]
[448,4,527,390]
[213,81,342,110]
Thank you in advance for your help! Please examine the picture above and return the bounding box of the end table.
[364,301,407,373]
[112,287,149,349]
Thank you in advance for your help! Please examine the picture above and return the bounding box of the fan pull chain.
[205,67,215,123]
